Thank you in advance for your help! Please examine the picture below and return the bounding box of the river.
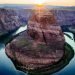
[0,26,75,75]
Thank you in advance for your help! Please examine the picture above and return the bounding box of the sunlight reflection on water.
[12,25,27,36]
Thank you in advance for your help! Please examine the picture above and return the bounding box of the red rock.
[28,9,65,48]
[5,9,65,72]
[0,8,22,35]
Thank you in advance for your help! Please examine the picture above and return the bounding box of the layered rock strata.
[5,9,65,71]
[0,8,23,35]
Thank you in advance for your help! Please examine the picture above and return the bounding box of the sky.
[0,0,75,6]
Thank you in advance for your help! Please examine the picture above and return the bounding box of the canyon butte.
[5,8,65,74]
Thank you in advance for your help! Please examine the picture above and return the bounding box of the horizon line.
[0,4,75,7]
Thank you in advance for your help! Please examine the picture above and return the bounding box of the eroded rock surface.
[0,8,75,36]
[5,9,65,71]
[0,8,24,35]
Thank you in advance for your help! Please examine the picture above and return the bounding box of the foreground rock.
[5,8,65,74]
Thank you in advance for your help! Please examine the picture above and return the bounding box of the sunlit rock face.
[28,9,65,48]
[0,8,22,35]
[5,9,65,72]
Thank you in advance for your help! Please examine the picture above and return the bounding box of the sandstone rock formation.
[0,8,75,36]
[0,8,22,35]
[28,9,65,46]
[5,8,65,73]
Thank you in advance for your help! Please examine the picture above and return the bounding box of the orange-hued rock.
[5,9,65,72]
[28,9,65,48]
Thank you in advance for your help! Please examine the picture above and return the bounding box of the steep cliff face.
[52,10,75,26]
[12,9,75,26]
[5,9,65,71]
[0,8,21,35]
[18,9,75,26]
[0,8,75,36]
